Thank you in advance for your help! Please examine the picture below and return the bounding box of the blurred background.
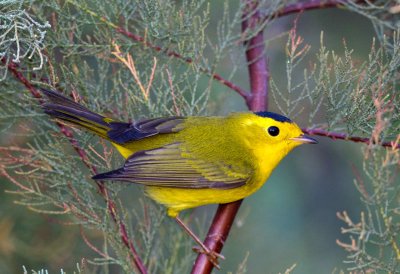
[0,3,380,274]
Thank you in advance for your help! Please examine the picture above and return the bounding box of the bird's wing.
[92,143,250,189]
[107,117,185,144]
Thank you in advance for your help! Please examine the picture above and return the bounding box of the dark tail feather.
[41,88,111,138]
[92,168,125,181]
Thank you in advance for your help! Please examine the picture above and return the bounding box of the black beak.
[290,135,318,144]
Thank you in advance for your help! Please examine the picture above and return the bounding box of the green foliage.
[340,144,400,272]
[0,1,50,80]
[0,0,399,273]
[272,31,400,137]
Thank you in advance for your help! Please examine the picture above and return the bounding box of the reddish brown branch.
[191,1,268,273]
[242,1,269,111]
[6,60,147,274]
[303,128,400,149]
[274,0,367,18]
[115,27,251,102]
[6,61,42,98]
[190,202,242,274]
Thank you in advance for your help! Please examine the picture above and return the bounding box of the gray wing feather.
[92,143,248,189]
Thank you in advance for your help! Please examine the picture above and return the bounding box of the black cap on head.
[254,111,292,123]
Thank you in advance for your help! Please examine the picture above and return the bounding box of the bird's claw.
[192,246,225,269]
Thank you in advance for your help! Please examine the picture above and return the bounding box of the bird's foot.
[192,246,225,269]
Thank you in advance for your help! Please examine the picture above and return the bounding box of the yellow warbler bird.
[41,88,316,264]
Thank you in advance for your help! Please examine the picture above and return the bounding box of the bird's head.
[234,111,317,161]
[254,111,318,151]
[254,111,317,147]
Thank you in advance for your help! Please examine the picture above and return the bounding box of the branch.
[64,1,250,102]
[191,1,268,273]
[273,0,368,18]
[5,60,42,98]
[303,128,400,149]
[114,28,251,102]
[5,60,148,274]
[242,1,269,111]
[190,202,242,274]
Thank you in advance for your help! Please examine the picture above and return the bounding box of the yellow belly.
[145,172,268,218]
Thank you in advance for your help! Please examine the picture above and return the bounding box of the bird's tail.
[41,88,112,139]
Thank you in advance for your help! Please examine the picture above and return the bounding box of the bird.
[41,88,317,266]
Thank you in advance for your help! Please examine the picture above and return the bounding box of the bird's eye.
[268,126,279,137]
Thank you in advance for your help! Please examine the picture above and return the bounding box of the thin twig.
[303,128,400,149]
[112,42,157,101]
[80,226,112,259]
[1,168,34,192]
[114,26,251,101]
[166,68,181,116]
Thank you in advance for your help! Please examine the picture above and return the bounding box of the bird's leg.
[174,216,225,268]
